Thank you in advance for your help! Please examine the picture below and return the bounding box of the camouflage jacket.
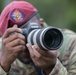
[0,29,76,75]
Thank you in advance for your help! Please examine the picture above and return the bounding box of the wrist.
[0,66,9,75]
[0,61,11,72]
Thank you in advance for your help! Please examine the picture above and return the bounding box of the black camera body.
[21,23,63,51]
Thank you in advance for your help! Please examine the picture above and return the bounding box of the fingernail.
[26,43,29,47]
[13,24,17,27]
[34,45,38,49]
[32,46,34,48]
[18,28,22,32]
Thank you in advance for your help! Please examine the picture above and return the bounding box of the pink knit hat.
[0,1,37,35]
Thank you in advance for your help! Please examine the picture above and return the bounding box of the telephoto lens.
[27,27,63,51]
[21,23,63,51]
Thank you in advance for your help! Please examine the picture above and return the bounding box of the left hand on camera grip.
[0,25,26,72]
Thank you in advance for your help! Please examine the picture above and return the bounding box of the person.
[0,1,76,75]
[0,1,57,75]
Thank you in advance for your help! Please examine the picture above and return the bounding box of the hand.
[26,43,57,75]
[0,25,26,72]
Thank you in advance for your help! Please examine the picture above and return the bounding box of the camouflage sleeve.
[49,59,68,75]
[0,38,8,75]
[48,29,76,75]
[0,66,7,75]
[49,46,76,75]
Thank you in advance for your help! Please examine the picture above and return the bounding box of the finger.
[5,33,25,43]
[32,45,41,58]
[11,45,26,53]
[13,24,18,28]
[26,43,35,58]
[2,25,21,39]
[2,33,25,47]
[33,45,48,57]
[34,45,57,58]
[7,39,25,47]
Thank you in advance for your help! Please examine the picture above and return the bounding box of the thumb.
[13,24,18,28]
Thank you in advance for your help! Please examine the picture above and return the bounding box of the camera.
[21,23,63,51]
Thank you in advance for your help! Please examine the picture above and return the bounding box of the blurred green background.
[0,0,76,31]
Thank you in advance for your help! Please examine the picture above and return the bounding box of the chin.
[18,57,32,64]
[17,51,32,64]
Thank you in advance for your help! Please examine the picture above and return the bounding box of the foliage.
[0,0,76,31]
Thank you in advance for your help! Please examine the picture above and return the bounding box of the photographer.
[0,1,76,75]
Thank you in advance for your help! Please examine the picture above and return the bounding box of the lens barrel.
[27,27,63,51]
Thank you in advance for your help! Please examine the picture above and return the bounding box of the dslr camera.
[21,23,63,51]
